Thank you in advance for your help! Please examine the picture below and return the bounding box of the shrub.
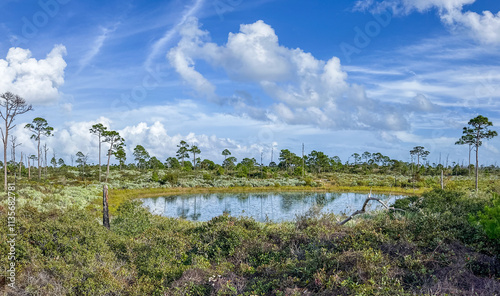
[471,193,500,240]
[216,167,225,176]
[304,176,316,187]
[203,173,214,181]
[151,171,159,182]
[162,173,179,185]
[112,200,152,236]
[293,166,304,177]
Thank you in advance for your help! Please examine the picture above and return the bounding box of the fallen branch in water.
[337,190,404,226]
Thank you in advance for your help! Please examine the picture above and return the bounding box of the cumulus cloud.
[407,94,441,112]
[168,18,409,131]
[11,115,268,165]
[355,0,500,44]
[445,9,500,44]
[119,121,264,163]
[11,117,109,165]
[0,45,67,104]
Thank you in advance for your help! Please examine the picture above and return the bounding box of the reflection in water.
[176,198,189,219]
[190,195,201,221]
[141,192,404,222]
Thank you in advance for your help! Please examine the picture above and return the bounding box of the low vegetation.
[0,113,498,295]
[1,175,499,295]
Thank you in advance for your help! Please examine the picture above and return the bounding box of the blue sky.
[1,0,499,166]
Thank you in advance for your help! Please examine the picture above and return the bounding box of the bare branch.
[338,190,404,226]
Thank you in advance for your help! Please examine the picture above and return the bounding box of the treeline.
[1,91,498,191]
[12,142,499,180]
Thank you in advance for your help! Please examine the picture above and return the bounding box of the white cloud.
[167,48,216,96]
[408,94,441,112]
[356,0,500,44]
[60,103,73,113]
[0,45,67,104]
[144,0,205,70]
[168,18,409,131]
[10,108,271,165]
[445,9,500,44]
[115,121,267,164]
[355,0,475,14]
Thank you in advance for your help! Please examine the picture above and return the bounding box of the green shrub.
[162,172,179,185]
[192,214,258,261]
[237,166,249,178]
[293,166,304,177]
[112,200,152,236]
[393,189,497,250]
[471,194,500,240]
[304,176,313,187]
[151,171,159,182]
[216,167,225,176]
[203,173,214,181]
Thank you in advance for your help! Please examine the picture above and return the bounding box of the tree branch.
[337,191,404,226]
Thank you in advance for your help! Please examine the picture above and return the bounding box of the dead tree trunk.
[19,151,22,177]
[103,185,110,229]
[440,170,444,190]
[338,191,403,225]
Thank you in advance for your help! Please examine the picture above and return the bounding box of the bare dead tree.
[0,92,33,191]
[338,191,404,226]
[10,135,21,164]
[27,155,30,180]
[43,143,49,178]
[19,151,23,177]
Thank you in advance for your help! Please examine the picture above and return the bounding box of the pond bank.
[95,185,428,215]
[141,191,406,222]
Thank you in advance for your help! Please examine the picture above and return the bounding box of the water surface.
[141,192,404,222]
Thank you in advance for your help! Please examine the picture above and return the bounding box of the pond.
[141,192,405,222]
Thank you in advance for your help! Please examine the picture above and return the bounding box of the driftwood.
[337,191,404,225]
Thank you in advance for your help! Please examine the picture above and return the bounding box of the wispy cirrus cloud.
[144,0,205,70]
[78,23,120,73]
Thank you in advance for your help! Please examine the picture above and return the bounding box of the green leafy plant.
[470,193,500,239]
[112,200,152,236]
